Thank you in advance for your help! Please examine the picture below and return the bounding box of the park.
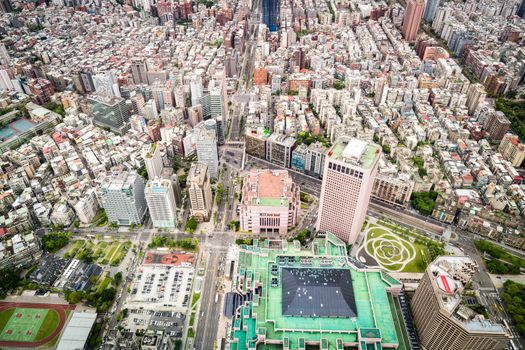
[356,222,431,273]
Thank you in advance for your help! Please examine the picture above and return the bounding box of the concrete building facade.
[187,162,213,221]
[316,138,381,244]
[240,170,300,235]
[145,177,177,229]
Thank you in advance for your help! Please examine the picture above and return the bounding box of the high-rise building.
[316,137,381,244]
[131,59,149,85]
[194,121,219,178]
[423,0,440,23]
[87,94,131,134]
[402,0,425,42]
[499,133,525,167]
[97,171,148,226]
[190,74,203,107]
[27,78,55,105]
[145,177,177,228]
[518,0,525,19]
[484,111,511,142]
[144,143,163,179]
[73,189,100,224]
[187,162,213,221]
[411,256,511,350]
[262,0,279,32]
[0,44,11,66]
[372,173,414,208]
[465,83,486,115]
[266,134,296,168]
[239,170,300,235]
[92,71,120,97]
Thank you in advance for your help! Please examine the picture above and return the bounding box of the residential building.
[27,78,55,105]
[484,111,511,142]
[144,143,163,179]
[73,189,100,224]
[411,256,511,350]
[372,173,415,208]
[402,0,425,42]
[499,134,525,167]
[316,137,381,244]
[145,177,177,229]
[239,170,300,235]
[97,171,147,226]
[187,162,213,221]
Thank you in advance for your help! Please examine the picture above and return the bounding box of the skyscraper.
[131,59,149,85]
[190,74,203,107]
[423,0,440,23]
[194,121,219,179]
[97,171,148,226]
[316,137,381,244]
[187,162,213,221]
[262,0,279,32]
[402,0,425,42]
[87,94,131,134]
[411,256,510,350]
[145,177,177,229]
[144,143,163,180]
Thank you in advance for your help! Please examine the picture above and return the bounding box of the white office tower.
[144,143,163,179]
[207,79,229,120]
[93,70,120,97]
[188,162,213,221]
[190,74,203,107]
[145,177,177,228]
[316,137,381,244]
[0,69,14,91]
[97,171,148,226]
[194,121,219,178]
[0,44,11,66]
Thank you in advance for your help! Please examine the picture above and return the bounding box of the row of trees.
[502,280,525,336]
[148,236,199,250]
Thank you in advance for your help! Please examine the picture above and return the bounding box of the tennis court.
[0,308,49,342]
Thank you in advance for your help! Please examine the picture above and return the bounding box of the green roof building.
[227,233,408,350]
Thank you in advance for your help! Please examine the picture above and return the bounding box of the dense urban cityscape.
[0,0,524,349]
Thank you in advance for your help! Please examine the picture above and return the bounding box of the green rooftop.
[228,235,405,350]
[251,197,289,207]
[328,138,380,169]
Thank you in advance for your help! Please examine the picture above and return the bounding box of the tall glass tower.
[262,0,279,32]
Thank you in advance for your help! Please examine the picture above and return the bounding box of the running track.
[0,302,75,348]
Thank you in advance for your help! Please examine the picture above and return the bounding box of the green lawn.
[0,308,14,332]
[363,226,430,273]
[96,275,112,294]
[35,310,59,340]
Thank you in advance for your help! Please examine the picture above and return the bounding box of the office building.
[0,44,11,65]
[87,94,130,134]
[187,162,213,221]
[316,137,381,244]
[305,142,327,178]
[194,121,219,178]
[97,171,147,226]
[228,234,408,350]
[423,0,440,23]
[190,74,203,107]
[402,0,425,42]
[499,134,525,167]
[144,143,163,179]
[239,170,300,235]
[131,59,149,85]
[262,0,279,32]
[145,177,177,229]
[518,0,525,19]
[411,256,511,350]
[201,79,228,120]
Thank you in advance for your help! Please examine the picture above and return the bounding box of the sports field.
[0,308,59,342]
[0,302,74,348]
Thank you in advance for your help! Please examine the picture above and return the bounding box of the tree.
[333,79,345,90]
[185,217,198,233]
[410,192,438,215]
[502,280,525,336]
[113,272,123,286]
[0,269,21,299]
[41,231,71,253]
[65,290,85,304]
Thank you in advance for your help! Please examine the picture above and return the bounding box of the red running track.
[0,302,75,348]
